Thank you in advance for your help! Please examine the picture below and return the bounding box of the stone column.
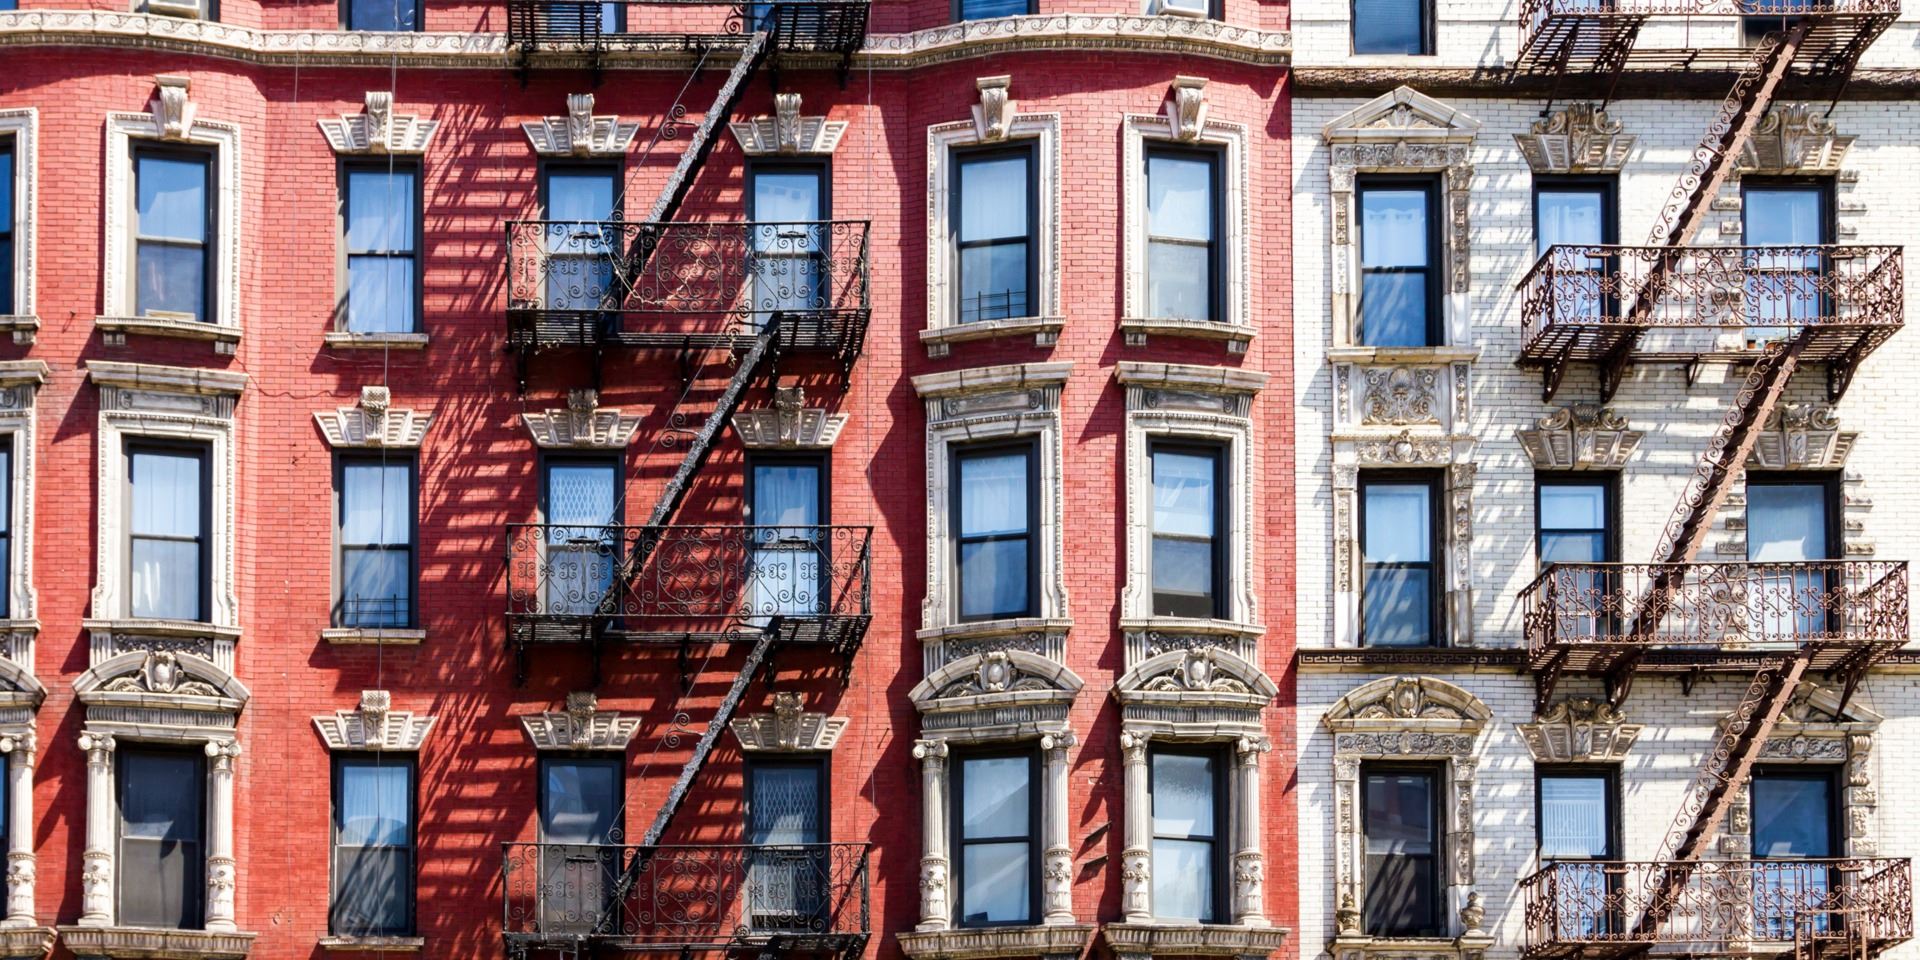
[77,732,115,927]
[0,733,33,927]
[1119,731,1152,923]
[913,739,950,932]
[1040,729,1077,925]
[204,740,241,932]
[1233,735,1271,926]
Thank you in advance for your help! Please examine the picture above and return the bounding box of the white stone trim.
[0,661,42,930]
[1513,103,1635,174]
[318,91,439,156]
[519,692,639,752]
[729,692,848,752]
[1120,88,1252,348]
[1114,729,1275,927]
[912,363,1072,636]
[1720,683,1881,857]
[522,93,638,157]
[0,110,36,339]
[1516,698,1643,763]
[729,93,847,156]
[521,389,639,450]
[733,386,846,449]
[1517,404,1643,470]
[86,361,245,633]
[1331,457,1475,648]
[1737,103,1853,174]
[313,690,436,752]
[101,79,242,344]
[314,386,434,449]
[0,363,45,630]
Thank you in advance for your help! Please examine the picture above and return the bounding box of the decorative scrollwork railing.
[505,524,872,629]
[1517,0,1900,58]
[1517,245,1903,362]
[1519,560,1908,654]
[1521,858,1914,958]
[505,0,869,52]
[502,842,871,947]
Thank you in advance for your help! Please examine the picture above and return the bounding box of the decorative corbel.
[314,385,435,448]
[775,93,804,153]
[1165,76,1210,142]
[972,75,1014,142]
[522,388,642,449]
[733,386,847,449]
[522,93,640,157]
[152,75,195,140]
[319,91,440,155]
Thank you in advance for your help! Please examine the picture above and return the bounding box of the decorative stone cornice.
[897,923,1096,960]
[1738,103,1853,173]
[1102,923,1291,958]
[0,927,52,960]
[319,91,438,155]
[1323,85,1481,145]
[1518,404,1642,469]
[85,361,247,398]
[729,692,847,752]
[1517,698,1642,763]
[733,387,846,449]
[911,361,1073,400]
[729,92,847,156]
[1114,362,1267,395]
[861,15,1290,67]
[1323,676,1491,734]
[313,690,435,752]
[910,650,1084,741]
[523,93,638,157]
[1330,934,1493,960]
[1514,102,1633,173]
[314,386,433,449]
[1114,648,1277,738]
[520,693,639,752]
[521,389,639,450]
[56,925,256,960]
[1747,403,1854,469]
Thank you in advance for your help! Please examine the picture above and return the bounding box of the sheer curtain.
[748,464,821,619]
[958,452,1031,618]
[545,463,618,616]
[130,449,203,621]
[1747,484,1828,640]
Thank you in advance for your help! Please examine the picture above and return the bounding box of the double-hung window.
[0,437,11,620]
[1362,764,1442,937]
[1751,768,1840,938]
[0,137,12,314]
[542,457,621,617]
[747,161,829,323]
[133,147,214,323]
[953,444,1037,621]
[336,456,417,629]
[538,756,624,933]
[119,746,206,930]
[1150,748,1227,922]
[955,0,1033,19]
[747,455,827,619]
[953,146,1036,324]
[1742,179,1833,340]
[342,163,420,334]
[954,750,1037,927]
[128,443,210,622]
[1151,444,1225,619]
[1538,767,1620,936]
[344,0,420,29]
[1360,473,1441,647]
[1537,475,1616,638]
[331,756,416,937]
[745,758,828,930]
[1357,177,1441,346]
[1746,473,1838,639]
[1535,177,1618,321]
[540,164,621,315]
[1352,0,1432,54]
[1145,147,1220,322]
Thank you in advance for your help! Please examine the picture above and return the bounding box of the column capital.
[913,739,949,767]
[204,739,242,769]
[1041,728,1078,757]
[1236,734,1271,764]
[0,731,34,768]
[1119,731,1150,766]
[77,732,115,763]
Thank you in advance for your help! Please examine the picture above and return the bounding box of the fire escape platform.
[1511,0,1897,76]
[506,0,869,55]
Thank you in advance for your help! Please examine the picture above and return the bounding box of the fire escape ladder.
[647,29,773,228]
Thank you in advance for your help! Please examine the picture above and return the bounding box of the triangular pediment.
[1323,86,1481,144]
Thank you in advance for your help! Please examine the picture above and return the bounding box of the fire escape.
[1512,1,1912,958]
[499,3,872,958]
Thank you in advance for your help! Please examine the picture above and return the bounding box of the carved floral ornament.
[1514,102,1634,174]
[972,74,1014,142]
[1518,403,1643,469]
[1164,75,1209,142]
[73,649,251,735]
[1323,676,1491,734]
[733,386,847,449]
[521,388,641,450]
[150,74,195,140]
[908,649,1084,740]
[1739,103,1853,174]
[319,91,439,155]
[314,385,434,449]
[1517,698,1642,763]
[523,93,640,157]
[1747,403,1854,469]
[729,92,849,156]
[521,692,640,751]
[730,691,848,752]
[313,690,437,752]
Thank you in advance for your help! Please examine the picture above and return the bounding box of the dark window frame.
[1740,176,1836,325]
[1149,439,1229,620]
[951,439,1042,622]
[950,746,1041,928]
[1143,142,1226,323]
[538,450,627,527]
[339,0,423,30]
[330,753,419,937]
[743,754,831,842]
[1361,761,1445,938]
[336,158,425,334]
[1355,175,1443,347]
[746,451,831,526]
[746,157,833,221]
[116,743,208,930]
[1148,743,1231,923]
[536,753,626,845]
[953,0,1036,21]
[1749,764,1843,860]
[951,142,1040,325]
[538,159,626,220]
[0,134,14,316]
[125,438,212,623]
[0,435,12,621]
[332,452,420,629]
[130,143,217,324]
[1534,764,1621,860]
[1531,175,1620,252]
[1744,471,1843,561]
[1350,0,1434,55]
[1535,472,1620,568]
[1358,470,1445,647]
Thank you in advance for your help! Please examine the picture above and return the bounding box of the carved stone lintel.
[1740,103,1853,174]
[152,75,194,140]
[521,389,641,450]
[734,387,847,449]
[1514,102,1633,173]
[314,386,433,448]
[1518,698,1642,762]
[319,91,440,155]
[1165,76,1209,142]
[521,92,641,157]
[1748,403,1854,469]
[972,75,1014,142]
[314,690,437,752]
[520,693,640,751]
[729,92,850,156]
[731,692,849,752]
[1518,404,1641,470]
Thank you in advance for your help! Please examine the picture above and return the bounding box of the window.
[1362,764,1441,937]
[1538,476,1615,637]
[1356,177,1440,346]
[540,164,621,314]
[0,437,11,620]
[537,756,624,934]
[332,756,415,937]
[1360,473,1440,647]
[1535,177,1617,319]
[747,455,827,618]
[746,759,828,930]
[1151,444,1225,619]
[953,146,1036,324]
[133,147,214,323]
[138,0,216,18]
[1150,748,1227,922]
[1352,0,1432,54]
[953,444,1037,621]
[953,750,1037,927]
[1537,767,1619,937]
[128,443,209,622]
[0,138,12,314]
[1746,473,1838,637]
[336,456,417,629]
[1145,147,1220,322]
[955,0,1033,19]
[1742,179,1833,338]
[118,746,206,930]
[344,0,420,29]
[541,456,621,617]
[1751,767,1839,938]
[747,161,829,321]
[342,163,420,334]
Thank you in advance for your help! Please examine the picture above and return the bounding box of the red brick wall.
[0,39,1293,960]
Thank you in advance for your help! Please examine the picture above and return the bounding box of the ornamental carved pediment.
[523,93,640,157]
[101,650,220,698]
[521,692,639,751]
[729,93,848,156]
[315,386,433,449]
[522,389,640,449]
[1116,647,1277,701]
[1738,104,1853,174]
[1517,698,1642,762]
[314,690,436,752]
[733,387,846,449]
[1324,676,1491,733]
[1747,403,1854,469]
[1514,103,1634,173]
[1323,85,1481,144]
[1519,404,1642,469]
[730,691,847,752]
[1362,366,1441,426]
[319,91,439,155]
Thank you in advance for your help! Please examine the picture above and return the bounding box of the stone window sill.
[897,923,1095,960]
[1326,345,1480,364]
[322,627,426,646]
[57,925,257,960]
[1102,922,1291,957]
[1119,317,1254,353]
[916,617,1073,647]
[0,315,39,346]
[919,316,1065,357]
[96,315,241,354]
[1329,933,1494,959]
[323,331,429,351]
[318,936,425,952]
[82,618,242,642]
[1119,616,1262,640]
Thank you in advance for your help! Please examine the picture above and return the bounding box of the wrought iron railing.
[1516,0,1900,63]
[502,842,871,948]
[1517,245,1903,362]
[1521,858,1913,958]
[1520,560,1908,654]
[504,1,869,54]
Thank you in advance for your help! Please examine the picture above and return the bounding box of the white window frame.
[0,110,36,341]
[1120,112,1252,350]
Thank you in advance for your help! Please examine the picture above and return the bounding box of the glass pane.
[338,762,411,847]
[1537,190,1607,254]
[120,751,202,840]
[136,154,209,243]
[545,169,617,223]
[959,243,1029,321]
[541,760,620,844]
[0,147,11,226]
[752,464,821,528]
[343,549,409,626]
[1148,241,1211,320]
[342,462,411,545]
[749,765,822,845]
[347,169,416,254]
[1365,852,1435,935]
[960,842,1030,924]
[752,171,823,224]
[1352,0,1426,52]
[1541,531,1605,564]
[136,242,206,320]
[958,154,1029,243]
[1745,187,1825,245]
[959,453,1029,537]
[960,756,1030,840]
[1753,775,1833,857]
[334,847,409,935]
[1153,451,1216,538]
[958,0,1028,17]
[959,538,1028,619]
[1151,753,1215,838]
[1541,484,1606,531]
[347,256,415,334]
[1361,189,1430,267]
[1152,538,1214,612]
[1359,271,1429,347]
[1362,483,1430,562]
[348,0,419,29]
[1363,566,1432,647]
[132,539,199,620]
[1364,772,1434,854]
[1748,484,1828,562]
[122,837,199,929]
[1152,838,1215,921]
[1147,154,1213,243]
[546,462,618,530]
[1540,774,1610,858]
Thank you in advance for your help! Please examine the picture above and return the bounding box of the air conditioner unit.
[1150,0,1210,16]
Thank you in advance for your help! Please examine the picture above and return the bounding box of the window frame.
[339,0,423,30]
[337,159,425,335]
[1360,761,1446,938]
[950,143,1040,326]
[124,438,213,623]
[1147,743,1231,923]
[950,745,1041,928]
[1534,472,1619,568]
[1749,764,1842,860]
[538,450,627,527]
[746,451,831,526]
[743,754,831,843]
[1143,143,1225,324]
[116,743,208,930]
[538,159,626,220]
[950,439,1042,623]
[1350,0,1434,55]
[953,0,1036,21]
[0,133,13,316]
[329,753,419,938]
[535,753,626,845]
[1148,439,1228,620]
[1354,175,1443,347]
[746,158,832,221]
[332,452,420,630]
[1531,175,1619,253]
[1534,764,1621,861]
[1358,470,1445,648]
[0,434,12,621]
[129,143,217,325]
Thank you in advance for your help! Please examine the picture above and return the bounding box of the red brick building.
[0,3,1295,960]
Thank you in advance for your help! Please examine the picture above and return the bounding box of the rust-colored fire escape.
[499,4,873,958]
[1513,2,1911,958]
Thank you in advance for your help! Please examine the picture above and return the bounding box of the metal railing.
[502,842,871,949]
[1517,245,1903,362]
[504,0,869,52]
[1520,560,1908,655]
[1522,858,1913,958]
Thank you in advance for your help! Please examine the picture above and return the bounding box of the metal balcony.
[504,0,869,54]
[1512,0,1899,76]
[1516,244,1903,400]
[1521,858,1913,960]
[502,842,871,960]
